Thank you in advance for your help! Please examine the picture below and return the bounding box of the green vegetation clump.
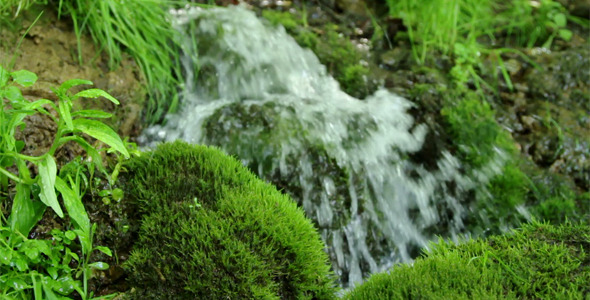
[441,95,529,232]
[58,0,185,124]
[262,10,372,98]
[0,65,127,298]
[441,97,516,169]
[441,95,586,228]
[345,221,590,299]
[122,141,338,299]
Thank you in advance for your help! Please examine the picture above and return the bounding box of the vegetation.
[0,0,46,18]
[345,221,590,299]
[2,0,187,124]
[57,0,185,124]
[387,0,588,229]
[0,65,128,298]
[0,0,587,297]
[122,141,338,299]
[386,0,576,62]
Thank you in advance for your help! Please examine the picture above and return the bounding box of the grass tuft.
[58,0,185,124]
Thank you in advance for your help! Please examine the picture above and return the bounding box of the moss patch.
[345,221,590,299]
[122,141,338,299]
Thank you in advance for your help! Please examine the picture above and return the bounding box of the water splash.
[141,5,509,287]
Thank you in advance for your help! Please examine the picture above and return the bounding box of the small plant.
[0,64,128,298]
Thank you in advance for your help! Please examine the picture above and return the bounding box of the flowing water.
[140,5,512,287]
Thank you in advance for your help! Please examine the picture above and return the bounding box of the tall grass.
[386,0,578,65]
[0,0,47,18]
[386,0,496,65]
[386,0,566,93]
[58,0,185,124]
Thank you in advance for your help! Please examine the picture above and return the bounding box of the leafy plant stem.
[0,166,23,183]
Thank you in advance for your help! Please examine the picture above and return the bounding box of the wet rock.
[530,135,562,167]
[526,47,589,105]
[379,47,412,70]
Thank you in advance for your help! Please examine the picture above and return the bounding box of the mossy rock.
[121,141,338,299]
[345,221,590,299]
[261,10,375,98]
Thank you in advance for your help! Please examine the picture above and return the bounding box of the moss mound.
[122,141,338,299]
[345,221,590,299]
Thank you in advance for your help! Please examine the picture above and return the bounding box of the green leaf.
[47,267,59,280]
[25,98,53,110]
[54,275,77,295]
[65,247,80,262]
[74,229,92,256]
[58,98,73,131]
[55,177,90,234]
[95,246,113,257]
[553,13,567,27]
[0,65,10,87]
[0,156,14,168]
[111,188,124,201]
[6,277,27,291]
[34,274,43,299]
[72,119,129,158]
[16,159,32,184]
[42,281,60,300]
[89,261,109,270]
[8,99,52,140]
[71,137,105,173]
[9,183,46,236]
[71,109,113,119]
[558,29,572,41]
[11,70,37,87]
[58,79,92,93]
[4,86,24,102]
[38,155,64,218]
[73,88,120,105]
[64,230,76,241]
[0,247,13,265]
[23,241,42,261]
[14,256,29,271]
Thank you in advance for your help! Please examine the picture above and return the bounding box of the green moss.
[525,169,587,225]
[441,95,531,233]
[262,10,302,31]
[441,97,517,169]
[122,141,338,299]
[345,221,590,299]
[477,162,529,229]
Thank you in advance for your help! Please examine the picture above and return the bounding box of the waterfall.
[140,5,507,287]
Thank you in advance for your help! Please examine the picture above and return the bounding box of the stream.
[139,5,515,287]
